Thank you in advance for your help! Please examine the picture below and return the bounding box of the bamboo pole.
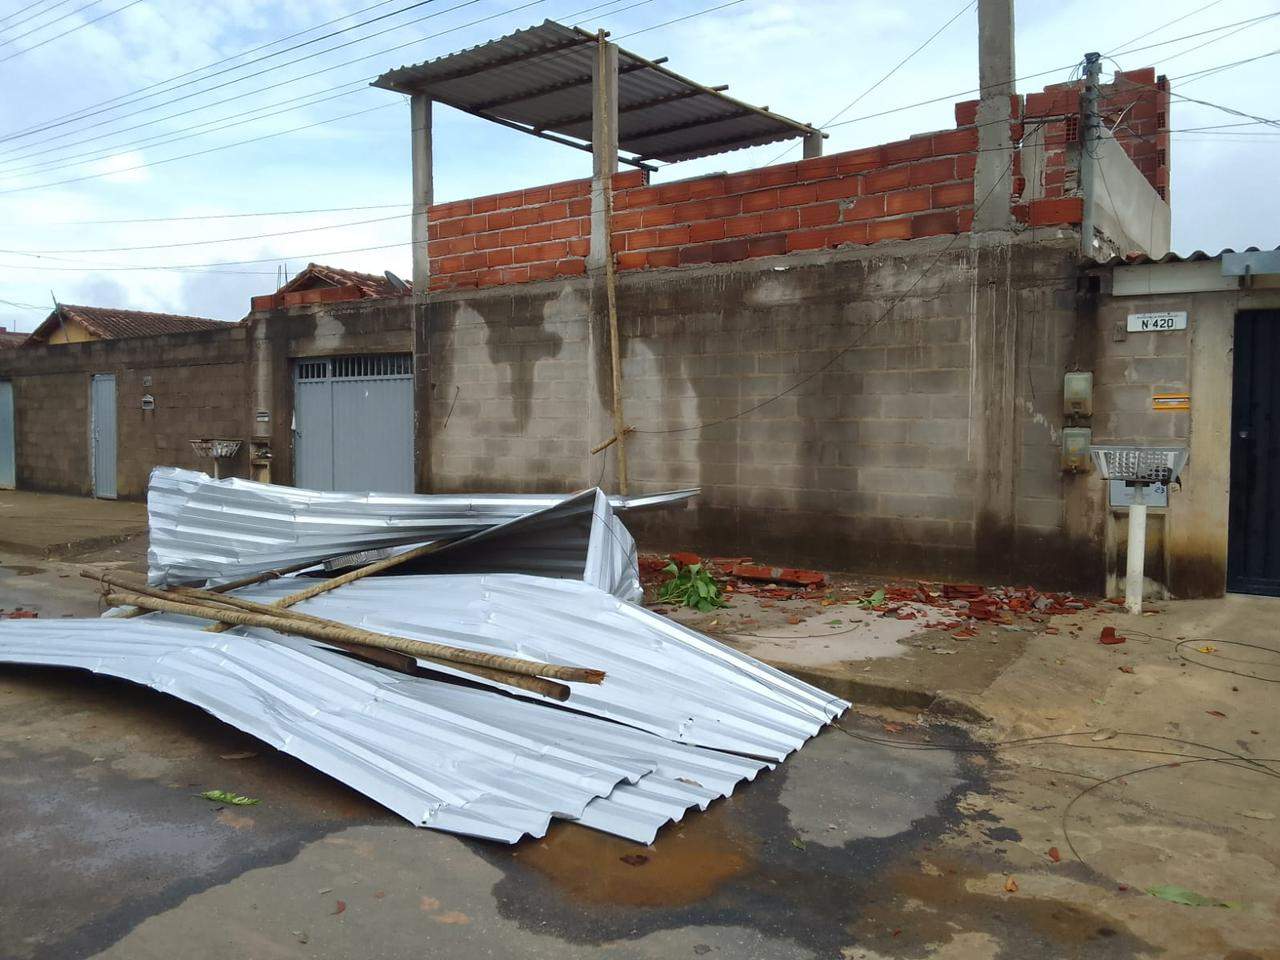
[102,591,605,684]
[204,539,453,634]
[112,557,322,620]
[88,573,573,699]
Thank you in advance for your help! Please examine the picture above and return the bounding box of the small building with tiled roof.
[24,304,229,347]
[249,263,412,313]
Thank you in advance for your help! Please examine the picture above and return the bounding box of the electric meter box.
[1063,371,1093,417]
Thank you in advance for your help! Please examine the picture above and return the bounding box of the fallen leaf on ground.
[1146,884,1238,908]
[1240,809,1275,821]
[331,900,346,916]
[433,911,471,925]
[1199,645,1216,654]
[1047,847,1061,863]
[1004,876,1018,893]
[1091,729,1117,741]
[1118,665,1135,674]
[786,615,802,625]
[619,853,649,866]
[1206,710,1227,719]
[197,789,260,805]
[882,722,905,734]
[791,836,807,851]
[218,751,257,760]
[419,896,441,911]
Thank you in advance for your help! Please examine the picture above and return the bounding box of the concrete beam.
[410,94,433,295]
[587,37,619,274]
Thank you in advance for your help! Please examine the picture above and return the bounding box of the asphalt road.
[1,546,1277,960]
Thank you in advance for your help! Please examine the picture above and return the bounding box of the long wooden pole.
[102,591,605,684]
[204,539,452,634]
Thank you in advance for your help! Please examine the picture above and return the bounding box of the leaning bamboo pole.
[204,540,451,634]
[113,557,322,619]
[102,590,605,684]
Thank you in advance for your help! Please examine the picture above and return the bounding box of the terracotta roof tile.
[32,304,229,343]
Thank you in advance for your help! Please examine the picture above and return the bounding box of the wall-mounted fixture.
[140,394,155,411]
[1063,371,1093,418]
[1061,426,1092,473]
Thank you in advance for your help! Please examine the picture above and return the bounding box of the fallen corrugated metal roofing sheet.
[0,619,770,843]
[147,467,695,588]
[2,469,846,845]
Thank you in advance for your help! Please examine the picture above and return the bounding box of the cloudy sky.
[0,0,1275,331]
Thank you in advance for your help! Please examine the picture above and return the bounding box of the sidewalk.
[0,490,147,558]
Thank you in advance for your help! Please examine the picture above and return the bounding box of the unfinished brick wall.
[426,170,647,291]
[423,70,1167,292]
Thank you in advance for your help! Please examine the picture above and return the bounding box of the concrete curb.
[0,529,148,561]
[773,662,992,724]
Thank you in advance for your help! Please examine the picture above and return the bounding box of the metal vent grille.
[295,355,413,381]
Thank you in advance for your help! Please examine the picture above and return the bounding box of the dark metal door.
[1227,311,1280,595]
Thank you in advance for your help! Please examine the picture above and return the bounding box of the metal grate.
[295,355,413,381]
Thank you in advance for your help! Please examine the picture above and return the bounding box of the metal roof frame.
[372,19,821,165]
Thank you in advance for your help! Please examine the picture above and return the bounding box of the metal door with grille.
[91,374,117,499]
[294,354,414,493]
[0,380,14,489]
[1228,311,1280,596]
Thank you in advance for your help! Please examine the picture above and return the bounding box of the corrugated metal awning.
[372,19,819,163]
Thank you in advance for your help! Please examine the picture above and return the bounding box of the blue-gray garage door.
[293,354,414,493]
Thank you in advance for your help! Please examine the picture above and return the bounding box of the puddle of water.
[512,802,755,907]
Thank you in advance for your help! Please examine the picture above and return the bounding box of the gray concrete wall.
[424,236,1088,586]
[1087,273,1280,597]
[1089,130,1171,259]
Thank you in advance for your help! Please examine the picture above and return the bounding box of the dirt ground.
[0,498,1278,960]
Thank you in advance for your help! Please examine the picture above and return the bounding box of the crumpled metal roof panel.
[0,619,775,843]
[230,574,846,760]
[146,467,695,588]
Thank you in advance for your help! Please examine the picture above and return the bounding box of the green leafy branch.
[657,562,728,613]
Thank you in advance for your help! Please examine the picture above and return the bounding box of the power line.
[0,101,399,195]
[52,201,409,225]
[1105,0,1228,55]
[0,0,66,28]
[0,0,103,46]
[0,0,649,173]
[0,0,750,200]
[0,0,142,64]
[5,0,406,138]
[1,211,410,254]
[0,0,75,32]
[765,0,975,165]
[0,80,375,178]
[0,0,468,144]
[819,12,1280,135]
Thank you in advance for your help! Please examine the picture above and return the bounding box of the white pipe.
[1126,501,1147,614]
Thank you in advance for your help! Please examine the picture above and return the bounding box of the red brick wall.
[423,70,1165,290]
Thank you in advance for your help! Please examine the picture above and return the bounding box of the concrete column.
[802,131,823,159]
[973,0,1015,232]
[1078,52,1103,259]
[587,37,618,274]
[410,94,433,294]
[249,316,274,483]
[970,0,1019,576]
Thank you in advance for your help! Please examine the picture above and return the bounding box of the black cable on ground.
[1120,629,1280,683]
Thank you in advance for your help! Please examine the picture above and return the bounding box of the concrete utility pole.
[410,94,433,294]
[973,0,1015,231]
[970,0,1020,575]
[1078,51,1103,259]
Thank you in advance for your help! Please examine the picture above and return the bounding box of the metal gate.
[0,380,14,490]
[91,374,117,499]
[294,354,414,493]
[1227,310,1280,596]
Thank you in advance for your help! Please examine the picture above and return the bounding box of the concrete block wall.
[424,237,1088,586]
[422,287,592,492]
[0,328,250,497]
